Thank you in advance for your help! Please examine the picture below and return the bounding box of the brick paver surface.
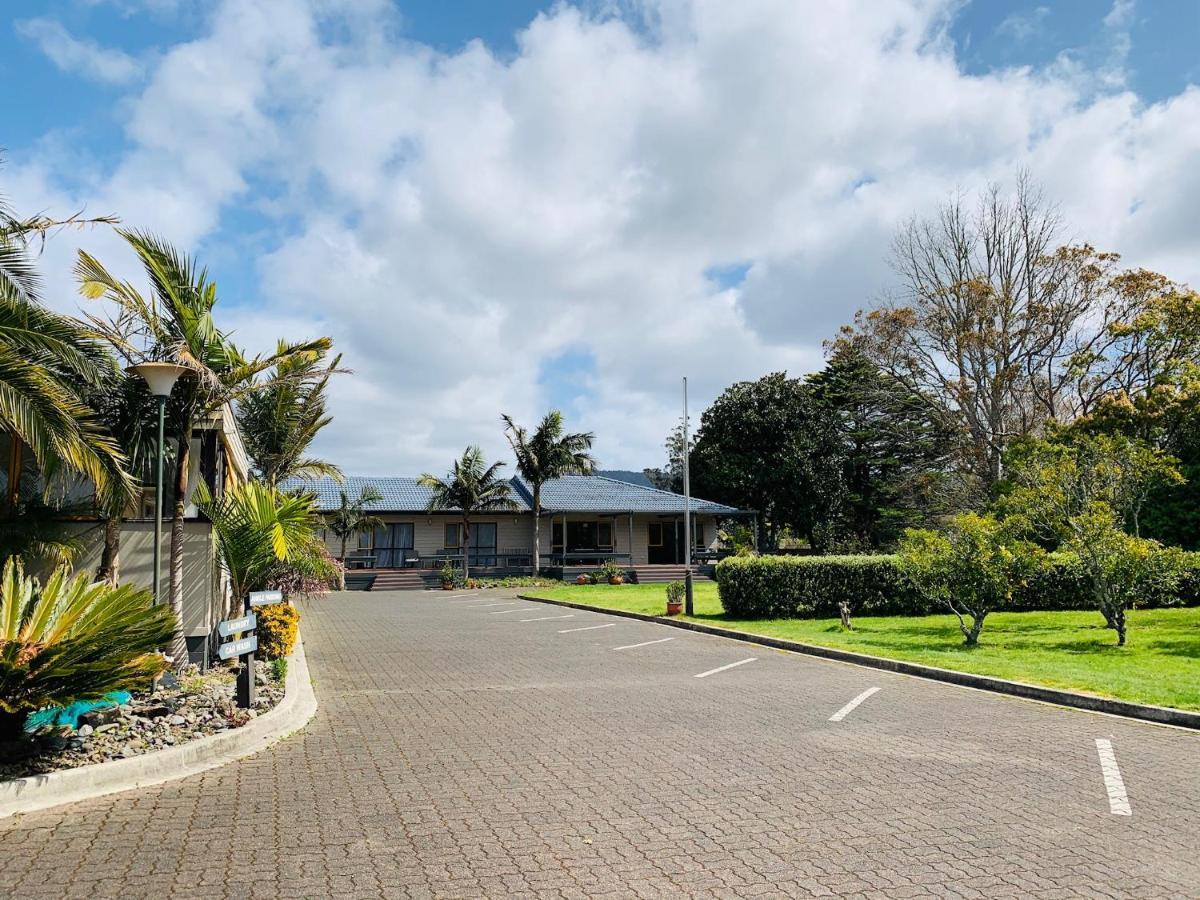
[1,590,1198,898]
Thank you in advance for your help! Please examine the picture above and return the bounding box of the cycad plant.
[502,410,595,574]
[419,447,519,580]
[0,557,175,741]
[196,481,336,611]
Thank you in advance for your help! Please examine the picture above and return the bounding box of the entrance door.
[647,521,680,564]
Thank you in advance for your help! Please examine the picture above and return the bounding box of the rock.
[137,704,170,719]
[77,724,94,738]
[167,715,186,726]
[158,672,180,690]
[95,723,119,734]
[119,746,137,758]
[79,706,121,729]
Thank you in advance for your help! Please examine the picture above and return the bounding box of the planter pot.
[442,582,454,591]
[666,600,683,616]
[575,574,591,585]
[608,575,624,585]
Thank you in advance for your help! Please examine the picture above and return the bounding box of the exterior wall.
[61,520,222,638]
[324,511,725,568]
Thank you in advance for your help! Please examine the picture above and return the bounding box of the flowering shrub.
[256,603,300,659]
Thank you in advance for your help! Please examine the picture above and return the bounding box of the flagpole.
[683,376,693,616]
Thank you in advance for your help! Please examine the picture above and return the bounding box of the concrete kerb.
[517,593,1200,731]
[0,632,319,819]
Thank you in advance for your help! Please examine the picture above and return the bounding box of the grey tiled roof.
[282,474,740,515]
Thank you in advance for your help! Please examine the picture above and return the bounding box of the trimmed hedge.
[715,552,1200,619]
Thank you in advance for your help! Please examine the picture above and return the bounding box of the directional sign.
[248,589,283,607]
[218,635,257,661]
[218,612,256,638]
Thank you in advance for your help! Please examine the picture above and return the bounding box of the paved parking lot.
[1,589,1198,898]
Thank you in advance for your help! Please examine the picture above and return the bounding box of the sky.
[2,0,1198,477]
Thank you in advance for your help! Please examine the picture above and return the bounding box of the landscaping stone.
[0,659,286,781]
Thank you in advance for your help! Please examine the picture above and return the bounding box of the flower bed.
[1,661,285,781]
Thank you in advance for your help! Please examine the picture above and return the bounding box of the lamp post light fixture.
[127,362,190,605]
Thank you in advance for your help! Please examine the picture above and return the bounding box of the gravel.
[0,661,286,781]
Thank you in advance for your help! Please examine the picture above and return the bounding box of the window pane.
[473,522,497,549]
[374,525,391,548]
[357,530,372,550]
[694,524,705,548]
[444,523,460,548]
[552,522,563,548]
[598,523,612,547]
[648,523,663,546]
[395,523,414,549]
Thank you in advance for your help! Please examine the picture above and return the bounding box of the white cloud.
[10,0,1200,477]
[15,17,142,85]
[997,6,1050,42]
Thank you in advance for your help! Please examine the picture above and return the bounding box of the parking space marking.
[695,658,757,678]
[475,602,517,608]
[489,608,533,614]
[520,614,575,622]
[559,623,617,633]
[613,637,675,651]
[1095,739,1132,816]
[829,687,881,722]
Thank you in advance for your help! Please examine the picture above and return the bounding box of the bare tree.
[837,173,1123,497]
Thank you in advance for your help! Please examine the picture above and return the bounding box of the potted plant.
[575,573,591,585]
[595,559,625,585]
[440,560,457,590]
[665,580,684,616]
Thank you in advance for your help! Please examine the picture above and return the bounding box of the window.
[648,523,663,547]
[444,523,461,549]
[394,522,415,549]
[597,522,613,549]
[472,522,497,550]
[694,523,705,549]
[552,522,563,550]
[357,530,372,551]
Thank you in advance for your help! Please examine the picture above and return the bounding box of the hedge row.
[714,553,1200,619]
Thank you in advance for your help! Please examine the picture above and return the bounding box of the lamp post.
[683,376,693,616]
[127,362,189,605]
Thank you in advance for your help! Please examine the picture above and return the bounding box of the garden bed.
[521,584,1200,712]
[1,660,286,781]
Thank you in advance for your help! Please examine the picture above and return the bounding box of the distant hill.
[598,469,656,489]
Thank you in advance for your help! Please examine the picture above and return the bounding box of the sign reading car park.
[248,589,283,607]
[218,612,256,637]
[218,635,257,661]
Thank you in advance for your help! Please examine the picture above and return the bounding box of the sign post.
[221,591,281,709]
[236,589,256,710]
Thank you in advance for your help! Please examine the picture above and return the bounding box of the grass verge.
[522,583,1200,711]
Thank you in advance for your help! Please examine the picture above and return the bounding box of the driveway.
[1,590,1198,898]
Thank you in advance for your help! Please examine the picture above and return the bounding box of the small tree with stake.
[899,513,1042,646]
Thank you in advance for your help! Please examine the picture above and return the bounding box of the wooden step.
[631,565,714,584]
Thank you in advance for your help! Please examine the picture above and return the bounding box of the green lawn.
[522,583,1200,711]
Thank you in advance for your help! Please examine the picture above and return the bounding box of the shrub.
[898,514,1044,645]
[593,560,625,583]
[0,558,175,740]
[715,554,925,619]
[666,581,685,605]
[256,603,300,659]
[439,560,458,585]
[270,657,288,682]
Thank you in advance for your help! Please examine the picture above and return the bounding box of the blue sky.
[1,1,1197,473]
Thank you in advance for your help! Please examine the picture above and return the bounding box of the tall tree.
[419,446,519,580]
[238,342,344,486]
[326,486,385,567]
[691,372,844,551]
[78,231,331,663]
[502,410,595,575]
[0,196,131,508]
[808,344,955,549]
[643,422,691,493]
[837,174,1126,500]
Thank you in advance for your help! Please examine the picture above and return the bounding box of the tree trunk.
[338,533,348,589]
[168,440,189,670]
[462,516,471,581]
[96,516,121,585]
[532,484,541,576]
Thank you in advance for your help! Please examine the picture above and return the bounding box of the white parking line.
[474,602,516,608]
[559,623,617,633]
[520,614,575,622]
[489,608,533,614]
[613,637,674,651]
[694,658,756,678]
[829,687,880,722]
[1095,739,1132,816]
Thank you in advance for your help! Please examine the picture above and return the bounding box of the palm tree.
[0,197,132,509]
[237,342,344,486]
[77,230,331,664]
[326,486,385,585]
[0,557,175,741]
[419,446,519,580]
[196,481,334,604]
[502,410,595,574]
